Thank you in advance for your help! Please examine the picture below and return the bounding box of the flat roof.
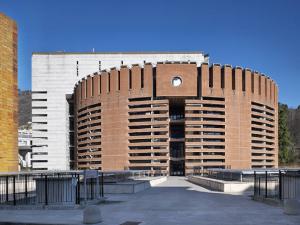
[32,51,208,56]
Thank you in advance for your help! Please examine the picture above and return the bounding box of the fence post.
[13,176,16,206]
[96,171,100,199]
[6,176,9,203]
[258,177,261,196]
[254,171,256,196]
[76,174,80,204]
[57,173,60,203]
[90,178,93,200]
[25,174,28,202]
[45,175,48,205]
[84,170,87,204]
[101,172,104,197]
[279,170,282,200]
[265,171,268,198]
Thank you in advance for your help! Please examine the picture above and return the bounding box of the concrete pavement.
[0,176,299,225]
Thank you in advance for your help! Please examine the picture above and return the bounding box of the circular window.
[172,76,182,87]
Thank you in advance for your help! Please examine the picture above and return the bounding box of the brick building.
[0,13,18,172]
[31,52,207,170]
[74,62,278,175]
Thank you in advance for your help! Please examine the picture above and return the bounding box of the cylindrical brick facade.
[74,62,278,175]
[0,13,18,172]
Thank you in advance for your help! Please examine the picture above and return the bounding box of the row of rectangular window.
[208,68,275,98]
[80,67,274,99]
[80,69,145,99]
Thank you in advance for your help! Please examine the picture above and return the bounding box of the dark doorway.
[170,160,185,176]
[169,98,185,176]
[170,142,185,176]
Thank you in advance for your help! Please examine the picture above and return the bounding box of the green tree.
[278,103,295,164]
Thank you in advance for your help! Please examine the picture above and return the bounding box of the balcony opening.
[169,98,185,176]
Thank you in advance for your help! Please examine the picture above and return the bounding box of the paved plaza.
[0,177,299,225]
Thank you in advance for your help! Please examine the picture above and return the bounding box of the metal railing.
[206,169,282,182]
[254,170,300,201]
[0,171,104,206]
[0,169,166,206]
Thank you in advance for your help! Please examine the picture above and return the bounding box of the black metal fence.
[0,171,104,206]
[254,170,300,201]
[206,169,281,182]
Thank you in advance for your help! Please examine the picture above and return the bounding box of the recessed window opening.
[32,91,47,94]
[232,69,236,90]
[91,77,94,96]
[118,71,120,91]
[108,73,110,92]
[141,68,144,89]
[221,67,225,89]
[209,67,213,88]
[129,70,132,89]
[98,76,101,94]
[242,70,246,92]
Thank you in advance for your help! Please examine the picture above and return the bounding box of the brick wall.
[74,62,278,173]
[0,13,18,172]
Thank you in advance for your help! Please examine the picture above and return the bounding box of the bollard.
[283,199,300,215]
[83,205,102,224]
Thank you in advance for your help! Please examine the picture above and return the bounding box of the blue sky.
[1,0,299,107]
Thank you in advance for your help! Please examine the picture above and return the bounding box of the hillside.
[288,106,300,161]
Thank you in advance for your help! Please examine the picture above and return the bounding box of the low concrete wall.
[188,176,253,193]
[104,176,167,194]
[149,176,167,186]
